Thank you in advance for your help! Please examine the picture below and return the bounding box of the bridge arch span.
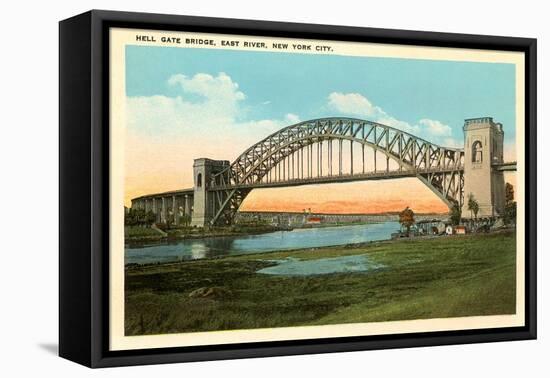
[206,117,464,226]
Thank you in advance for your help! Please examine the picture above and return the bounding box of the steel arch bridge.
[206,117,465,226]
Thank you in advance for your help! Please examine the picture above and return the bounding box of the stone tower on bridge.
[462,117,505,218]
[191,158,230,227]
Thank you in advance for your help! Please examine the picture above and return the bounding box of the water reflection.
[257,255,385,276]
[190,243,208,260]
[125,221,399,265]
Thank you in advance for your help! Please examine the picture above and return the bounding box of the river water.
[125,221,400,265]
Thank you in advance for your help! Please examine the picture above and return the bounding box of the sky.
[124,45,517,214]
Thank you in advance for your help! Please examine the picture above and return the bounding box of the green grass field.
[124,232,516,335]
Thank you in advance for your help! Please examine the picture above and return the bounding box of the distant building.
[416,219,446,235]
[455,226,467,234]
[306,216,322,225]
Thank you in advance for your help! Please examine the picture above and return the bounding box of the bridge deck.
[132,187,194,201]
[493,161,517,171]
[130,162,516,202]
[211,167,464,191]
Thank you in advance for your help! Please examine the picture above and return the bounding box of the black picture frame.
[59,9,537,368]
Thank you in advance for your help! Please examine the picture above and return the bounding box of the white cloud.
[285,113,301,124]
[128,73,244,137]
[377,116,420,135]
[327,92,460,147]
[127,72,295,138]
[238,114,300,134]
[417,119,452,137]
[328,92,385,119]
[168,72,245,103]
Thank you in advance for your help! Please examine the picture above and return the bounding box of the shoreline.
[124,220,393,247]
[124,224,286,246]
[124,228,514,268]
[125,233,400,267]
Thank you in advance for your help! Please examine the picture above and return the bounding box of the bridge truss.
[208,118,465,225]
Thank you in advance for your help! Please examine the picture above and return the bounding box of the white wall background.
[0,0,546,376]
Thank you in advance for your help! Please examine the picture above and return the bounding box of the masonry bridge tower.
[191,158,231,227]
[462,117,506,218]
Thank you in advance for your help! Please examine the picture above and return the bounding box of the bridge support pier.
[183,195,190,218]
[191,158,231,227]
[172,195,178,225]
[161,197,167,224]
[152,198,158,222]
[462,117,505,218]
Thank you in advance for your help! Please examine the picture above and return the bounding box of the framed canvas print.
[59,10,537,368]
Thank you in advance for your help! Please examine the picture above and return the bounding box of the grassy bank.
[125,224,281,244]
[124,226,165,243]
[125,232,516,335]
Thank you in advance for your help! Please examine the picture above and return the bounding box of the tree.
[124,208,136,226]
[181,214,192,227]
[449,203,461,225]
[144,210,156,225]
[125,208,146,226]
[124,208,157,226]
[505,183,514,203]
[503,202,517,225]
[467,193,480,220]
[504,183,517,225]
[399,207,415,236]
